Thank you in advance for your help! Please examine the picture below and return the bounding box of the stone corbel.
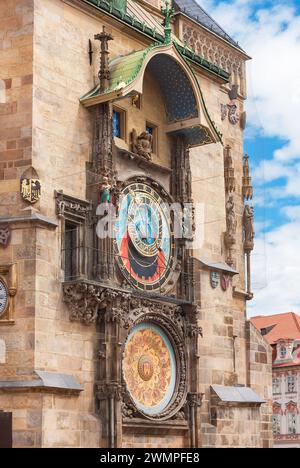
[63,281,106,324]
[63,281,134,326]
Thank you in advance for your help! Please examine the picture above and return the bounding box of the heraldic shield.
[20,167,41,204]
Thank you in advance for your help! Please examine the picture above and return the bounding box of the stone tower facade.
[0,0,273,448]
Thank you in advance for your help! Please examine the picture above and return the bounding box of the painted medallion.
[123,323,176,416]
[115,183,175,291]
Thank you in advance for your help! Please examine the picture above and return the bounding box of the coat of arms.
[210,271,220,289]
[0,224,11,247]
[21,178,41,204]
[221,274,231,292]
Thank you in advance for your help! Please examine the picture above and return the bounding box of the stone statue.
[99,176,112,204]
[243,205,255,251]
[226,196,237,239]
[132,129,152,161]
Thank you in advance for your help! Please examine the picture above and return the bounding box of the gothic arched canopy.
[80,42,222,147]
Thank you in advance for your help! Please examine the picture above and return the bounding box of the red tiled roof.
[251,312,300,345]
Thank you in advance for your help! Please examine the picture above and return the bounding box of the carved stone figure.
[99,176,112,203]
[131,129,152,161]
[243,205,255,252]
[226,196,237,240]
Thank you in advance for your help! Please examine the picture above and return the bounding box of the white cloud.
[201,1,300,184]
[198,1,300,317]
[248,210,300,317]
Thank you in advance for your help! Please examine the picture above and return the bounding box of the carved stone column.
[171,135,195,300]
[87,102,116,282]
[183,303,203,447]
[187,392,203,448]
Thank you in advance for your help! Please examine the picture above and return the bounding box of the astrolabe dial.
[0,279,8,317]
[115,182,175,292]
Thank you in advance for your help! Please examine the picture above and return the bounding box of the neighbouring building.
[0,0,272,448]
[252,313,300,448]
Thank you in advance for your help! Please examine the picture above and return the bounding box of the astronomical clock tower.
[0,0,273,448]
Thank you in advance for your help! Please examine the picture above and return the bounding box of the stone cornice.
[0,212,58,229]
[0,371,83,394]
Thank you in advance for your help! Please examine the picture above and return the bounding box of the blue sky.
[198,0,300,316]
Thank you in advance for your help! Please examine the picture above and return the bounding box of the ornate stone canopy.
[80,42,222,147]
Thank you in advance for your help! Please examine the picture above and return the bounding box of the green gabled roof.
[81,44,163,101]
[80,40,223,145]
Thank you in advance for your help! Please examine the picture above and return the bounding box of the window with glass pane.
[272,415,281,435]
[288,413,297,434]
[113,110,121,138]
[280,346,287,358]
[273,378,281,394]
[65,222,78,280]
[287,375,296,393]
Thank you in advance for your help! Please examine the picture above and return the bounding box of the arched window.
[288,413,297,434]
[272,377,281,394]
[286,401,298,434]
[272,414,281,435]
[287,375,296,393]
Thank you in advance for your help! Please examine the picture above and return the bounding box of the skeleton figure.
[132,129,152,161]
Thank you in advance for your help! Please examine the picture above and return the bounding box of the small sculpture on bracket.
[225,195,237,266]
[99,176,112,204]
[225,196,237,242]
[243,205,255,252]
[131,129,152,161]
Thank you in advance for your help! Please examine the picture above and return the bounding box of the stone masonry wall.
[246,321,273,448]
[0,0,33,187]
[0,0,35,377]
